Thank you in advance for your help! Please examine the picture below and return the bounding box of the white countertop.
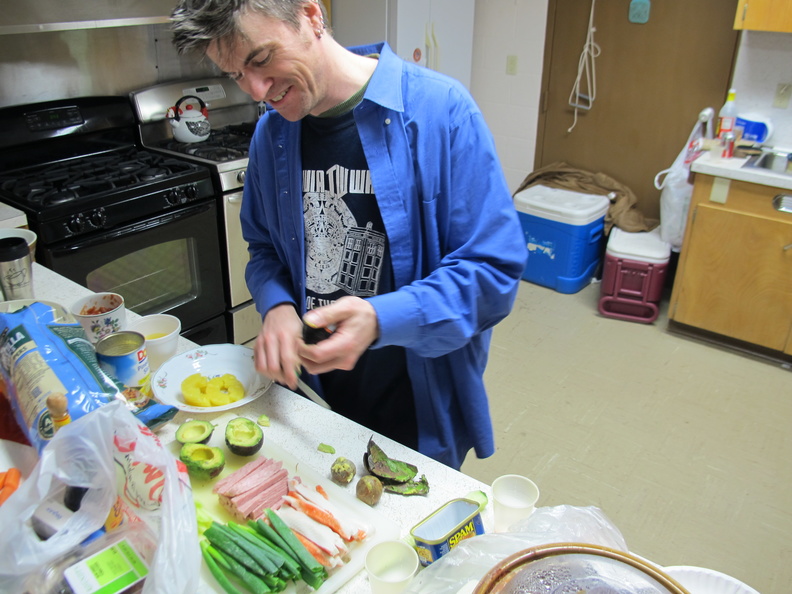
[0,203,28,229]
[29,263,493,592]
[691,151,792,190]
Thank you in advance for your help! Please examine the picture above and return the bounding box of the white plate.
[184,411,401,594]
[151,344,272,413]
[664,566,760,594]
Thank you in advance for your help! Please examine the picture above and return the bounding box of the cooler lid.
[514,185,610,225]
[606,227,671,264]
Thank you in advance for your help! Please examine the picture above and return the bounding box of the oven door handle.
[227,193,243,205]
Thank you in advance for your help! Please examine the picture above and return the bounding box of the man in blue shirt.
[172,0,527,470]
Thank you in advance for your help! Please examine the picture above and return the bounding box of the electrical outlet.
[773,83,792,109]
[506,55,518,76]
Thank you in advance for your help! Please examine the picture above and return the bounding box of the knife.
[296,376,332,410]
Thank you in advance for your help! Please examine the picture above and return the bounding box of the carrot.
[0,471,6,489]
[0,467,21,506]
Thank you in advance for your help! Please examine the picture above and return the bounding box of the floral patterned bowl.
[151,343,271,413]
[69,292,126,344]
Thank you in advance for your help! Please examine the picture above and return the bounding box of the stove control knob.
[90,208,107,228]
[237,170,247,185]
[185,184,198,200]
[67,214,86,234]
[167,189,187,205]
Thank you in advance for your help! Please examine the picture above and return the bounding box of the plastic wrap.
[404,505,629,594]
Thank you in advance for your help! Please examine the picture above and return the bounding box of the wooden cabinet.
[669,174,792,356]
[734,0,792,33]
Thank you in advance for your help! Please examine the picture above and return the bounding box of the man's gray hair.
[171,0,328,56]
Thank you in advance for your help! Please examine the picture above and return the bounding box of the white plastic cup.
[127,313,181,372]
[491,474,540,533]
[365,540,419,594]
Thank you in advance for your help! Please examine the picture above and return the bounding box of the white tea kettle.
[166,95,211,143]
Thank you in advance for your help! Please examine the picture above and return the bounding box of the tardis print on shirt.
[302,111,393,311]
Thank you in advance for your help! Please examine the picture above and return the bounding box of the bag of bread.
[0,301,176,453]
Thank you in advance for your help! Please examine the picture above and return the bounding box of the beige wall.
[470,0,547,194]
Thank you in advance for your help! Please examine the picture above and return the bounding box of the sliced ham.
[221,458,282,497]
[213,456,270,494]
[215,456,289,520]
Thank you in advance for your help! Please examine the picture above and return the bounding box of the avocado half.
[225,417,264,456]
[179,443,225,480]
[175,419,215,445]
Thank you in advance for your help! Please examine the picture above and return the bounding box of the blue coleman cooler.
[514,185,610,294]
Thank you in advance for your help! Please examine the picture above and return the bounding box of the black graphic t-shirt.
[301,110,417,450]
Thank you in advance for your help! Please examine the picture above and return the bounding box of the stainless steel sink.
[742,149,792,175]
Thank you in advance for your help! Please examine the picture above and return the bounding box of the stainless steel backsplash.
[0,24,215,108]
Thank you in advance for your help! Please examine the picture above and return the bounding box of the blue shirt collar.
[347,41,404,113]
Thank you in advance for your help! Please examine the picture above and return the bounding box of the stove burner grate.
[0,148,200,207]
[160,123,255,163]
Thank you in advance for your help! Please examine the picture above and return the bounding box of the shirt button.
[384,118,391,125]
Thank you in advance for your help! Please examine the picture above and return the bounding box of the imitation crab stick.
[0,467,21,506]
[287,479,369,541]
[293,532,342,569]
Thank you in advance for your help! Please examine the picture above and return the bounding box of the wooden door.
[536,0,740,220]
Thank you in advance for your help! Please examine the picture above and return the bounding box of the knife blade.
[296,376,332,410]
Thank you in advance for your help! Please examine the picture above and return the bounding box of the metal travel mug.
[0,236,34,300]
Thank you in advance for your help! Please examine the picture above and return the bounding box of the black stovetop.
[0,96,215,245]
[0,146,206,210]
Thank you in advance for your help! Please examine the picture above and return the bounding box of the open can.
[410,498,485,566]
[95,331,152,403]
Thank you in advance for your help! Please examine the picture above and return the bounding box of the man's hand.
[253,303,303,390]
[299,296,378,374]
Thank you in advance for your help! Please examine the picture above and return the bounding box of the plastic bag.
[404,505,628,594]
[0,400,200,594]
[654,108,714,251]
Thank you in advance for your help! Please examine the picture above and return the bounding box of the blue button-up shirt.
[241,41,527,469]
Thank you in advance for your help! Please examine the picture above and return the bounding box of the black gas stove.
[0,96,214,246]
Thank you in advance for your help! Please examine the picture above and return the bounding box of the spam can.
[410,498,485,566]
[95,331,152,402]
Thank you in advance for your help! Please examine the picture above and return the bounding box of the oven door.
[42,200,228,344]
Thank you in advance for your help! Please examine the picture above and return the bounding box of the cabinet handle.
[784,244,792,251]
[773,194,792,213]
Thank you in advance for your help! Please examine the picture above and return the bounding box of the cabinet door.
[673,203,792,351]
[391,0,474,88]
[734,0,792,32]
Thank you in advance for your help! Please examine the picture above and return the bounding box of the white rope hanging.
[567,0,601,133]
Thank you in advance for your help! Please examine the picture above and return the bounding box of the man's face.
[206,7,327,121]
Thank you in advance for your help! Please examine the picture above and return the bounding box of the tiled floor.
[461,279,791,594]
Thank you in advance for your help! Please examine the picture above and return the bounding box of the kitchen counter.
[0,202,27,229]
[29,263,495,592]
[691,150,792,190]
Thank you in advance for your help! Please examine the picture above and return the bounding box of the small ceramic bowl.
[127,313,182,372]
[70,292,126,344]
